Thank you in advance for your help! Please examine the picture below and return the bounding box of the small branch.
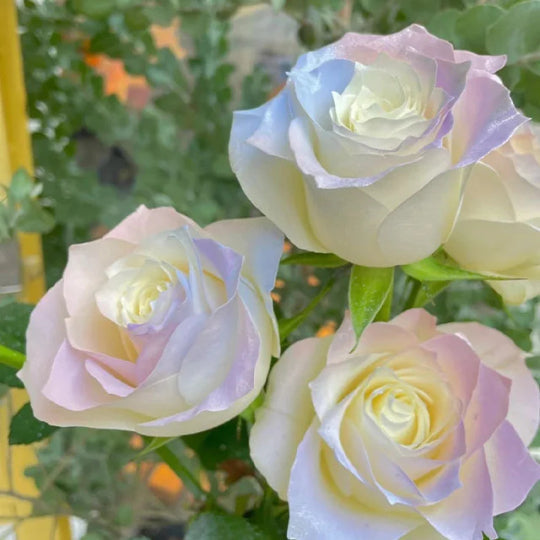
[0,344,25,370]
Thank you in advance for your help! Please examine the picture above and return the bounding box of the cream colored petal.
[63,238,134,315]
[250,336,331,499]
[377,167,465,265]
[229,108,326,252]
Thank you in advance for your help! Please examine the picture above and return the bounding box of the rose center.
[329,60,426,136]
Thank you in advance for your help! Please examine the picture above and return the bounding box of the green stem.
[402,278,421,311]
[0,344,25,370]
[155,445,209,502]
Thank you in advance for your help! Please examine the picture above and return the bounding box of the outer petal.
[229,105,326,252]
[288,422,421,540]
[250,336,331,499]
[484,420,540,515]
[20,282,144,430]
[106,205,200,243]
[419,449,496,540]
[450,74,526,167]
[377,167,465,265]
[204,217,283,356]
[134,281,275,436]
[439,322,539,445]
[63,237,133,315]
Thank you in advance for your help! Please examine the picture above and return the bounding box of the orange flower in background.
[83,21,186,110]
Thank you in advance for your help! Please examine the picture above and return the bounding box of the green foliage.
[183,418,251,470]
[280,251,348,268]
[348,266,394,342]
[401,253,510,282]
[186,512,270,540]
[9,402,58,445]
[0,169,54,242]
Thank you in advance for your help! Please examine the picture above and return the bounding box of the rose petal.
[106,205,199,244]
[229,107,326,252]
[63,238,133,315]
[42,341,111,411]
[439,322,540,446]
[485,420,540,515]
[288,422,421,540]
[419,449,496,540]
[250,336,331,499]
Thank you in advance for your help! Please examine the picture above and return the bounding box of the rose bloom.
[230,24,525,267]
[445,122,540,304]
[20,206,282,436]
[251,309,539,540]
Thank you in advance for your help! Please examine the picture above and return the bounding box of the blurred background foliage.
[0,0,539,538]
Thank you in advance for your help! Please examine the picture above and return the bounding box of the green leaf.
[426,9,461,44]
[9,169,35,203]
[0,365,24,388]
[280,251,348,268]
[412,281,450,308]
[455,4,504,53]
[278,277,336,342]
[401,255,511,282]
[486,1,540,63]
[183,418,250,470]
[14,199,55,234]
[71,0,116,18]
[348,266,394,343]
[186,512,270,540]
[9,402,58,445]
[0,302,33,353]
[138,436,177,458]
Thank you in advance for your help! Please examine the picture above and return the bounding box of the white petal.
[250,336,331,499]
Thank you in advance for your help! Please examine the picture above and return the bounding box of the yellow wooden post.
[0,1,72,539]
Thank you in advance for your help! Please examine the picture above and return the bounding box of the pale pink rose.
[445,121,540,304]
[251,309,539,540]
[20,206,282,436]
[230,24,525,267]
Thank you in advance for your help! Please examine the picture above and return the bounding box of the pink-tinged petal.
[310,358,369,421]
[439,322,539,446]
[63,238,133,315]
[229,107,327,253]
[177,295,259,407]
[422,333,480,409]
[485,420,540,515]
[250,336,331,499]
[329,317,418,365]
[204,217,283,357]
[65,304,134,362]
[137,282,275,436]
[419,449,496,540]
[390,309,439,342]
[453,51,506,73]
[20,283,144,429]
[85,359,135,397]
[450,74,526,167]
[288,422,421,540]
[42,341,111,411]
[204,218,283,296]
[106,205,200,243]
[464,364,510,454]
[193,237,243,298]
